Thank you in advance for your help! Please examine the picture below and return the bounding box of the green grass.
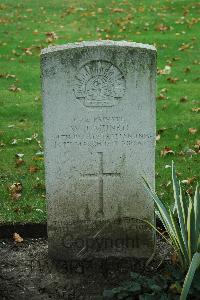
[0,0,199,223]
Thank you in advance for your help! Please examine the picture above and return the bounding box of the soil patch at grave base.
[0,223,47,238]
[0,237,171,300]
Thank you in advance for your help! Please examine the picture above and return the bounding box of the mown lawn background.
[0,0,199,223]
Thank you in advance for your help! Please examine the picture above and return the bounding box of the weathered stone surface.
[41,41,156,260]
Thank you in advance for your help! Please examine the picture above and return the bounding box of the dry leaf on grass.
[180,149,197,157]
[178,43,191,51]
[33,29,39,35]
[97,8,103,13]
[0,73,15,79]
[184,66,191,73]
[111,8,125,13]
[156,134,161,141]
[161,147,175,156]
[157,127,167,134]
[157,93,167,100]
[191,107,200,112]
[194,140,200,152]
[9,182,22,200]
[9,85,21,92]
[11,193,21,200]
[181,177,197,185]
[156,24,170,32]
[167,77,179,84]
[24,47,32,55]
[45,31,58,43]
[16,158,25,167]
[29,165,39,173]
[180,96,188,103]
[186,188,194,197]
[189,128,198,134]
[157,65,171,75]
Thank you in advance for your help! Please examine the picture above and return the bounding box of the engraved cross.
[82,152,121,216]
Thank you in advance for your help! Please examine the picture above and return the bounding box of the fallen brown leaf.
[157,93,167,100]
[9,85,21,92]
[138,7,145,13]
[61,6,76,17]
[167,77,179,84]
[191,107,200,112]
[176,172,182,177]
[9,182,22,200]
[161,147,175,156]
[156,24,170,32]
[16,158,25,167]
[32,156,44,161]
[178,151,185,157]
[178,43,191,51]
[97,7,103,13]
[13,233,23,243]
[187,177,197,184]
[24,47,32,55]
[33,29,39,35]
[156,134,161,141]
[194,140,200,152]
[29,165,39,173]
[12,192,22,200]
[157,127,167,134]
[157,65,171,75]
[182,177,197,185]
[183,9,189,16]
[195,140,200,146]
[186,188,194,197]
[0,73,15,79]
[189,128,198,134]
[45,31,58,43]
[184,66,191,73]
[9,182,22,193]
[180,96,188,103]
[180,148,197,157]
[172,57,181,61]
[111,8,125,13]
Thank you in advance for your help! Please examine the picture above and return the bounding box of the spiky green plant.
[143,161,200,300]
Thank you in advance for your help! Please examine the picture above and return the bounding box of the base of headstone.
[48,218,155,260]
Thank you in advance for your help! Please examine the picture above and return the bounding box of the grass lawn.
[0,0,199,223]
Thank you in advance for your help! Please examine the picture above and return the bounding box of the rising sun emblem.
[74,60,125,107]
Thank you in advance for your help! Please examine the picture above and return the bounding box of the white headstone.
[41,41,156,260]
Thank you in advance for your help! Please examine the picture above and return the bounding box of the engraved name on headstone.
[41,41,156,260]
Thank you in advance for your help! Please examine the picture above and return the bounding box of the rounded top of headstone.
[41,40,156,55]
